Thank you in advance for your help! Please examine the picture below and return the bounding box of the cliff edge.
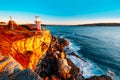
[10,30,51,70]
[0,23,51,73]
[0,23,113,80]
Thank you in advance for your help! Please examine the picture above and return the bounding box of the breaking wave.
[43,26,120,80]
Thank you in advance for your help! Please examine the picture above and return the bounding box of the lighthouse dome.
[35,16,41,22]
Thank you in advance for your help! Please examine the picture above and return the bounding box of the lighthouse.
[35,16,41,31]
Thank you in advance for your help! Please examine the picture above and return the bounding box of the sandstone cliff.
[0,24,113,80]
[0,35,113,80]
[10,30,51,70]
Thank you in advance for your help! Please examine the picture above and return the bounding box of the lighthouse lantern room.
[35,16,41,31]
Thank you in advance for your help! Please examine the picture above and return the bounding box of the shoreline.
[0,22,114,80]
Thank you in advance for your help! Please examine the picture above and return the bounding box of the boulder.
[36,53,81,80]
[0,56,22,78]
[36,53,59,79]
[7,68,43,80]
[67,58,80,80]
[46,36,69,54]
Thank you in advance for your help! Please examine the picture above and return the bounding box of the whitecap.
[65,40,105,78]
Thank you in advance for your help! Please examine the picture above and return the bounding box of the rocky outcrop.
[35,36,81,80]
[10,30,51,70]
[0,23,113,80]
[46,36,69,54]
[0,55,22,77]
[0,34,113,80]
[1,68,43,80]
[35,36,113,80]
[0,24,41,56]
[85,75,112,80]
[0,35,113,80]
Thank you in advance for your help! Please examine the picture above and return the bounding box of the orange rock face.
[0,23,51,71]
[10,30,51,70]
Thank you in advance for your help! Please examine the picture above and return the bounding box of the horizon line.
[1,11,120,25]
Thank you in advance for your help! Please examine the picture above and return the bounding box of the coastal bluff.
[0,23,112,80]
[0,22,51,76]
[10,30,51,70]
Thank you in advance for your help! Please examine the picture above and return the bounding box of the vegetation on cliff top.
[0,21,45,56]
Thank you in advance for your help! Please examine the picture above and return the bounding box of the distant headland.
[41,23,120,26]
[1,20,120,26]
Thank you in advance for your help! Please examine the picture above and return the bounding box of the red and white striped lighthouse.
[35,16,41,31]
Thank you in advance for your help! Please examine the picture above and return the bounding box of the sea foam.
[64,39,104,78]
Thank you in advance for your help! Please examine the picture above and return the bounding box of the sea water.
[43,26,120,80]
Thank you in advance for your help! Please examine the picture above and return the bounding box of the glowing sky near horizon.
[0,0,120,24]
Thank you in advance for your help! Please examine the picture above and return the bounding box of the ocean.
[43,26,120,80]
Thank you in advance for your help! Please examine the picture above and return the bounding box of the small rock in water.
[85,75,113,80]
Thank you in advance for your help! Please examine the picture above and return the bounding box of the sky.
[0,0,120,24]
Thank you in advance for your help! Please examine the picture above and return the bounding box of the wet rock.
[0,32,113,80]
[67,58,80,80]
[46,36,69,54]
[35,51,80,80]
[35,36,81,80]
[85,75,112,80]
[76,74,85,80]
[36,53,59,79]
[58,37,69,50]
